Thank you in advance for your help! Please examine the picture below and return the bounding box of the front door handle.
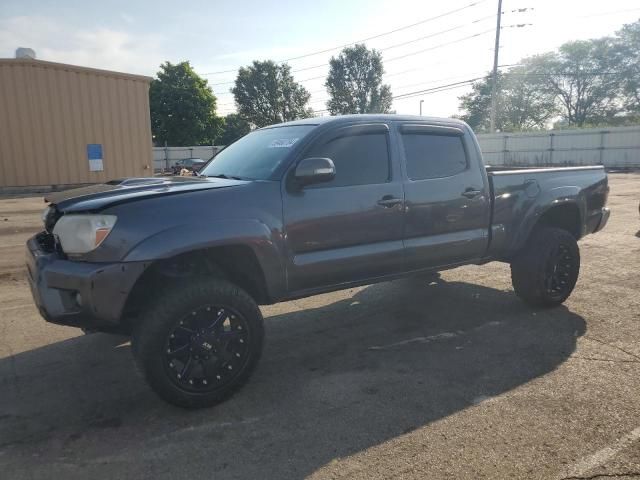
[461,189,482,199]
[377,196,403,208]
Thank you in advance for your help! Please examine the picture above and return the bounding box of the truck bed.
[484,165,609,259]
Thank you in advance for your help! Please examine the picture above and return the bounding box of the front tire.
[510,227,580,307]
[132,278,264,409]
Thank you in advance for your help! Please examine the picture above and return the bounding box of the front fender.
[123,219,286,301]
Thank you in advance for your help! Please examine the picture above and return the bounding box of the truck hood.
[46,176,250,212]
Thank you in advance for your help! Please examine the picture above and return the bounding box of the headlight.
[41,206,52,225]
[52,214,117,255]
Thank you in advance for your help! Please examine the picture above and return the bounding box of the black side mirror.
[294,157,336,186]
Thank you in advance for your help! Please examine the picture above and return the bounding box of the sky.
[1,0,639,118]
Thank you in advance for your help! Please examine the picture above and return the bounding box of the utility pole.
[419,99,424,116]
[489,0,503,133]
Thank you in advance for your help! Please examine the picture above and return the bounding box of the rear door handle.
[461,189,482,199]
[377,196,403,208]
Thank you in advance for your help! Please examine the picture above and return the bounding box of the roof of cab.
[263,114,469,129]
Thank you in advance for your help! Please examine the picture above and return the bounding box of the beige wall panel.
[0,59,152,188]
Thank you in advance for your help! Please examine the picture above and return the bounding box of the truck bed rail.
[486,165,605,175]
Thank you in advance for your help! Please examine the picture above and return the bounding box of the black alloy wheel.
[133,278,264,408]
[511,226,580,307]
[543,243,575,301]
[163,305,250,391]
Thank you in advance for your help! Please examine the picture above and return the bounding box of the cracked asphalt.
[0,174,639,479]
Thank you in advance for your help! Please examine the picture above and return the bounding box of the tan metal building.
[0,58,153,190]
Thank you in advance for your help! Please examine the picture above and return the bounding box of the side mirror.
[294,157,336,186]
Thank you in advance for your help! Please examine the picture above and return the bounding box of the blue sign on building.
[87,143,104,171]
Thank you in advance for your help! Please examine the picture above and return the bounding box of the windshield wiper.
[206,174,249,181]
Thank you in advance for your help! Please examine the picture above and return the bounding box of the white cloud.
[0,16,165,76]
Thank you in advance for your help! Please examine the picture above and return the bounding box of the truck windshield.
[200,125,315,180]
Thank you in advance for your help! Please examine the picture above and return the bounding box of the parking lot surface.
[0,174,639,479]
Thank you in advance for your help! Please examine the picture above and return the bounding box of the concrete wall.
[476,126,640,168]
[0,59,153,188]
[154,127,640,174]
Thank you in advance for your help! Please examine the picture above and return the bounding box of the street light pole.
[489,0,503,133]
[419,99,424,116]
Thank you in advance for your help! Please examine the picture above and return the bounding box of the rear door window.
[401,130,467,180]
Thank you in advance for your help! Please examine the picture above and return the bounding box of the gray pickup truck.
[26,115,610,408]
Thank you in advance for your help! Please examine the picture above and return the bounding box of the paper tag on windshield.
[268,138,299,148]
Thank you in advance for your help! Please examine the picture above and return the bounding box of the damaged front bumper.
[25,232,147,331]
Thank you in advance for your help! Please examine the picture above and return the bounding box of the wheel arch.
[119,219,287,330]
[511,191,585,256]
[121,244,273,331]
[123,219,285,294]
[535,202,582,239]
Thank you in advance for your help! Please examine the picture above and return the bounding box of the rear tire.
[132,278,264,409]
[510,227,580,307]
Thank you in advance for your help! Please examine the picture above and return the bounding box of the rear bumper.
[26,233,146,330]
[593,207,610,233]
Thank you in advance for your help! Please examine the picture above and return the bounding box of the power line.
[384,29,494,63]
[380,15,495,52]
[214,3,633,88]
[288,19,496,74]
[390,69,633,103]
[307,71,494,105]
[284,0,489,62]
[393,78,483,100]
[218,64,522,107]
[199,0,488,76]
[215,62,471,94]
[311,78,483,114]
[211,28,494,95]
[218,68,629,114]
[228,79,482,112]
[391,72,487,92]
[208,19,497,88]
[504,71,628,76]
[396,82,478,101]
[378,58,515,79]
[296,74,326,83]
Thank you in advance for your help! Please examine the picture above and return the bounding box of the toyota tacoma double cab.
[26,115,610,408]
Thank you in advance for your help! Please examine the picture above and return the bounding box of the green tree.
[232,61,312,128]
[613,19,640,115]
[150,61,222,146]
[458,68,555,132]
[457,74,496,132]
[326,44,392,115]
[459,35,630,130]
[219,113,251,145]
[528,40,622,127]
[500,63,558,130]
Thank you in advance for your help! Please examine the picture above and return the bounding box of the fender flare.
[123,219,286,300]
[511,185,585,253]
